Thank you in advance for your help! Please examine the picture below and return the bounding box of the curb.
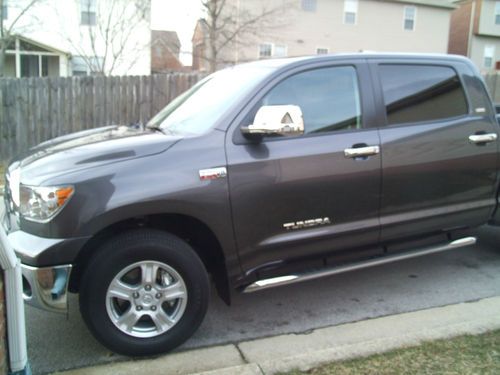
[56,296,500,375]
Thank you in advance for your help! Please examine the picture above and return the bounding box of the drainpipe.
[0,221,30,374]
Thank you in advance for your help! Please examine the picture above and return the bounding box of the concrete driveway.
[26,226,500,375]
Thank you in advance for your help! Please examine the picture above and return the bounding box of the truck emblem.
[199,167,227,181]
[283,217,331,230]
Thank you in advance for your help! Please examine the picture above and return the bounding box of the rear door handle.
[344,145,380,158]
[468,133,497,144]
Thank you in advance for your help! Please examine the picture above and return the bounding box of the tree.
[58,0,150,76]
[199,0,292,72]
[0,0,42,77]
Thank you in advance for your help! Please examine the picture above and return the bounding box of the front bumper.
[1,197,72,314]
[21,263,72,314]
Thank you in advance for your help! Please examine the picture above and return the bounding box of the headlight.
[8,168,21,207]
[19,185,74,222]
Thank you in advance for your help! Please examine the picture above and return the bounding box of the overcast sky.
[150,0,204,66]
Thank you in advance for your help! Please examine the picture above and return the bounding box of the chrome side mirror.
[241,105,304,137]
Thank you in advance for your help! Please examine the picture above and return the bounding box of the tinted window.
[379,65,468,126]
[260,66,362,134]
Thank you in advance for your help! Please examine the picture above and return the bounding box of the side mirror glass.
[241,105,304,138]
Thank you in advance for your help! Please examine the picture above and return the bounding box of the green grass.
[281,330,500,375]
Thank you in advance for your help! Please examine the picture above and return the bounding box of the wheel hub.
[135,287,160,308]
[105,260,188,338]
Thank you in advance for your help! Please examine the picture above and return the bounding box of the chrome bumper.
[21,263,72,314]
[1,197,72,314]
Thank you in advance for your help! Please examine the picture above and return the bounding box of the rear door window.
[379,64,468,126]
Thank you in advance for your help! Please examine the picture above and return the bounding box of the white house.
[2,0,152,77]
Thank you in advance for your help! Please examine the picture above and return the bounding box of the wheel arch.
[69,213,232,305]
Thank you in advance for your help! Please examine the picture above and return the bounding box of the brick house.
[448,0,500,73]
[151,30,185,73]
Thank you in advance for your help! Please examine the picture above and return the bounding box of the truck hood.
[12,125,182,184]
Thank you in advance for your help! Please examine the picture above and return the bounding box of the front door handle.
[468,133,497,144]
[344,145,380,158]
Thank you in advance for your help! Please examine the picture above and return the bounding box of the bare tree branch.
[58,0,150,76]
[199,0,293,72]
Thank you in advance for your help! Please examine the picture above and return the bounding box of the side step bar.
[242,236,476,293]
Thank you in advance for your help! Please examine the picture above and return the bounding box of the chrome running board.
[242,236,476,293]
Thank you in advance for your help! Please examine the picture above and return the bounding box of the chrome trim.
[241,105,305,136]
[344,145,380,158]
[468,133,497,144]
[21,263,72,314]
[243,237,476,293]
[199,167,227,180]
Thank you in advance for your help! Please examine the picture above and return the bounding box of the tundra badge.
[283,217,331,230]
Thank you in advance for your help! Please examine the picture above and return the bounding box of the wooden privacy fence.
[0,73,205,163]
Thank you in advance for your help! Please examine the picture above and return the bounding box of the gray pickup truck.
[1,53,499,356]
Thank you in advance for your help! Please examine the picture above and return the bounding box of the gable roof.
[11,34,71,55]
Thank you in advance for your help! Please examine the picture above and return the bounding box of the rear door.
[371,59,499,242]
[226,61,383,274]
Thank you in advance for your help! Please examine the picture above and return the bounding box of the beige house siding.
[215,0,452,67]
[477,0,500,37]
[469,34,500,71]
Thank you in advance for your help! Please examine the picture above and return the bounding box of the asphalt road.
[26,226,500,375]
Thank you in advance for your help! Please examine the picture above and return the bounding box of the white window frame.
[301,0,317,12]
[344,0,358,25]
[2,0,8,20]
[495,1,500,25]
[258,43,273,59]
[484,45,495,69]
[274,44,288,58]
[403,6,417,31]
[71,55,103,75]
[80,0,97,26]
[258,43,288,59]
[316,47,329,55]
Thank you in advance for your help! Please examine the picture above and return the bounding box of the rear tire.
[79,229,210,356]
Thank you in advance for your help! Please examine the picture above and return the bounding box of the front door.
[226,62,383,274]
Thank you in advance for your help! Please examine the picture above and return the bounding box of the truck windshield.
[147,66,271,136]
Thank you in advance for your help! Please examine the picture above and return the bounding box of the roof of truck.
[245,52,471,68]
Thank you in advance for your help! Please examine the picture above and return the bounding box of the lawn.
[282,330,500,375]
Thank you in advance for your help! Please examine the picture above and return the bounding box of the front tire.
[79,229,210,356]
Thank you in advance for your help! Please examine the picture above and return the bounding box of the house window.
[495,2,500,24]
[72,56,89,75]
[344,0,358,25]
[81,0,96,26]
[484,46,495,69]
[316,47,329,55]
[274,44,287,58]
[2,0,8,20]
[20,55,49,77]
[404,6,416,31]
[259,44,272,58]
[301,0,317,12]
[72,55,102,75]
